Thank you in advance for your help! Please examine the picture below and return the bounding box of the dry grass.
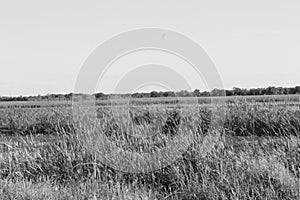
[0,97,300,199]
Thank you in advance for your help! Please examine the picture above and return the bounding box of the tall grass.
[0,99,299,199]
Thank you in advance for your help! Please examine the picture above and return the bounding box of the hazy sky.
[0,0,299,96]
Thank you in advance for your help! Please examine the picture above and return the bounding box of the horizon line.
[1,85,300,98]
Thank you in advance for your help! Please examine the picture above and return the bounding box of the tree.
[210,89,225,96]
[277,87,284,95]
[150,91,159,98]
[176,90,191,97]
[193,89,201,97]
[95,92,106,99]
[266,86,277,95]
[233,87,243,96]
[162,91,175,97]
[295,86,300,94]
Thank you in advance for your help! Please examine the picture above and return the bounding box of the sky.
[0,0,300,96]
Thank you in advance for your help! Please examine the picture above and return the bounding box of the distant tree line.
[1,86,300,102]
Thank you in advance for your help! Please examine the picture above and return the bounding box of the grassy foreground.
[0,98,300,199]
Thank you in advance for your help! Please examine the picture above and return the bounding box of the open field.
[1,95,300,109]
[0,95,300,199]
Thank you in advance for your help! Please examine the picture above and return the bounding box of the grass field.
[0,95,300,199]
